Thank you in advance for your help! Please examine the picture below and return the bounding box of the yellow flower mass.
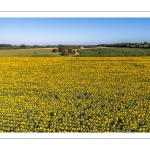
[0,57,150,132]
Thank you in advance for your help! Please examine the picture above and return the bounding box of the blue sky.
[0,18,150,45]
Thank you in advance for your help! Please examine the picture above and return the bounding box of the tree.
[144,41,148,45]
[47,45,51,48]
[52,48,59,52]
[20,44,27,49]
[68,48,73,54]
[58,45,65,52]
[135,44,140,48]
[126,43,129,48]
[143,41,149,48]
[62,49,68,56]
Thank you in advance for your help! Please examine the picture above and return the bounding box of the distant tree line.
[83,45,99,48]
[97,42,150,48]
[1,42,150,51]
[0,44,53,50]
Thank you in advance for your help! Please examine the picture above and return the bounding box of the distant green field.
[1,47,150,57]
[77,47,150,57]
[0,48,61,57]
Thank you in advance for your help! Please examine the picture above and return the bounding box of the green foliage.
[58,45,77,56]
[52,48,59,52]
[62,49,69,56]
[68,48,73,54]
[0,44,52,49]
[20,44,27,49]
[144,42,148,45]
[77,47,150,57]
[58,45,66,52]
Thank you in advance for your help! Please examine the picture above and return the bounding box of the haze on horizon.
[0,18,150,45]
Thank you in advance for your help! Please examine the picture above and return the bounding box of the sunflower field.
[0,57,150,132]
